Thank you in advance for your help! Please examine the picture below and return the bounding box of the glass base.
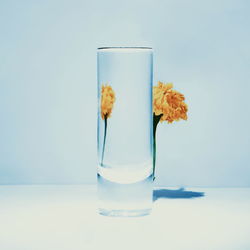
[97,171,153,217]
[99,208,152,217]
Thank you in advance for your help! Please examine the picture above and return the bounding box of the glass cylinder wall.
[97,47,153,217]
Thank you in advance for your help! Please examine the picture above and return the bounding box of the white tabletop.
[0,185,249,250]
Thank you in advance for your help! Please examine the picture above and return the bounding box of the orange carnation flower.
[153,81,188,123]
[152,81,188,180]
[101,84,116,120]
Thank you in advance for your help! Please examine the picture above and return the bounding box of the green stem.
[101,116,107,166]
[153,114,162,181]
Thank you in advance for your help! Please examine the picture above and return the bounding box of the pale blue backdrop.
[0,0,249,186]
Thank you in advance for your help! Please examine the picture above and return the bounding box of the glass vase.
[97,47,153,217]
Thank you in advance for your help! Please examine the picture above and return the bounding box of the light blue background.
[0,0,249,186]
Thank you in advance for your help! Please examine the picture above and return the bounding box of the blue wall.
[0,0,249,186]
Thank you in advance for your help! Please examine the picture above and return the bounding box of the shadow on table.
[153,187,205,201]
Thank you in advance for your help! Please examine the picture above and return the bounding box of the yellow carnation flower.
[101,84,116,120]
[153,81,188,123]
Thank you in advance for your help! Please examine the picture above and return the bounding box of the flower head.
[101,84,116,119]
[153,81,188,123]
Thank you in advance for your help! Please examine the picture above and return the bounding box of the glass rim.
[97,46,152,50]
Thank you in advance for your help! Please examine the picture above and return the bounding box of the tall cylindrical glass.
[97,47,153,217]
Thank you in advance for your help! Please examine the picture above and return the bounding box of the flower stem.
[153,114,162,181]
[101,116,107,166]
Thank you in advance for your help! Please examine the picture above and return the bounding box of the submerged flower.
[100,84,116,165]
[101,84,116,120]
[153,81,188,123]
